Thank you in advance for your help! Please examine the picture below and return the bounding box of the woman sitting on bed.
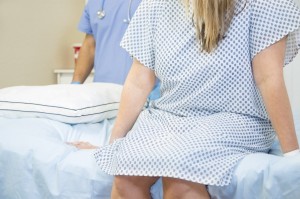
[69,0,300,198]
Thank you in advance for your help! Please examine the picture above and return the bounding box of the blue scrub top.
[78,0,141,85]
[78,0,160,100]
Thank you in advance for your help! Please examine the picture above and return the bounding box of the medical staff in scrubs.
[71,0,160,99]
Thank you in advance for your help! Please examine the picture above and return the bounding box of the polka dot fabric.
[250,0,300,65]
[94,0,300,186]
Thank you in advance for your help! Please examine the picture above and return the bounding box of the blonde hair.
[185,0,235,52]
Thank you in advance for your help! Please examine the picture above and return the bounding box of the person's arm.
[253,37,299,154]
[109,58,156,143]
[72,34,95,83]
[67,59,155,149]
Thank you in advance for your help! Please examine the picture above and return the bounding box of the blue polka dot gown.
[94,0,300,186]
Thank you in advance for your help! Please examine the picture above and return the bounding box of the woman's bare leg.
[162,177,210,199]
[111,175,159,199]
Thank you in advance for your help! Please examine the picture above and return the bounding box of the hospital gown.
[94,0,300,186]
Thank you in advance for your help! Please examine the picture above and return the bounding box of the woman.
[72,0,300,198]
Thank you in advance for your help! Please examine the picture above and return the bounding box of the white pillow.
[0,83,122,124]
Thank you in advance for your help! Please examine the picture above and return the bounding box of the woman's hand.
[66,141,99,149]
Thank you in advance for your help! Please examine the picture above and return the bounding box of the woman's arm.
[109,58,156,143]
[253,37,299,154]
[68,59,156,149]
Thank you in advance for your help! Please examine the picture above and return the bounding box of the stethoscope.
[97,0,133,24]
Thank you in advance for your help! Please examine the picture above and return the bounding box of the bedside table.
[54,69,94,84]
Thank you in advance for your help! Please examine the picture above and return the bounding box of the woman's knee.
[162,177,210,199]
[113,175,158,195]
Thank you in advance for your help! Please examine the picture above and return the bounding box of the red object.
[73,43,82,66]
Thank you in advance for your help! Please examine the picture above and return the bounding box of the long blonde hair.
[185,0,235,52]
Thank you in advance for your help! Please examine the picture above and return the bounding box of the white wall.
[285,54,300,114]
[0,0,85,88]
[285,0,300,114]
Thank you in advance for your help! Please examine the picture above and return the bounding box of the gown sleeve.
[249,0,300,66]
[120,0,164,70]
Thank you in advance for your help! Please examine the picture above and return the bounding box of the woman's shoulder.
[144,0,169,11]
[136,0,169,23]
[247,0,298,8]
[139,0,168,7]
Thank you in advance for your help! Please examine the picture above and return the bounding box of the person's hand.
[66,141,99,149]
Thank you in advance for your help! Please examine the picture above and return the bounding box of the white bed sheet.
[0,113,300,199]
[0,117,114,199]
